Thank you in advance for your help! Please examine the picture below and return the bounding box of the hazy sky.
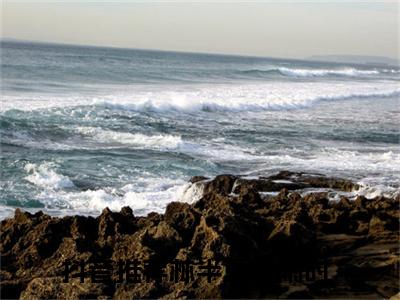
[1,0,399,59]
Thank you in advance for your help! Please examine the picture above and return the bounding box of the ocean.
[1,40,399,219]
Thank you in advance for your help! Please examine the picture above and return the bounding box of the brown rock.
[1,172,398,299]
[165,202,200,241]
[202,174,238,196]
[189,176,209,183]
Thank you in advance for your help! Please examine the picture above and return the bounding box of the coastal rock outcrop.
[1,171,399,299]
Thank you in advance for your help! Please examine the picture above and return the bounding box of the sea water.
[1,40,399,218]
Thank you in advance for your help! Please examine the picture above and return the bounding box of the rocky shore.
[1,171,399,299]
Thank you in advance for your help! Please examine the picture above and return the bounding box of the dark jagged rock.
[262,170,360,191]
[232,178,306,193]
[202,174,238,196]
[0,171,398,299]
[189,176,209,184]
[164,202,200,241]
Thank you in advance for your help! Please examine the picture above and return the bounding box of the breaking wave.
[24,162,75,189]
[75,127,184,150]
[238,67,399,78]
[2,81,399,113]
[276,67,380,77]
[94,83,400,113]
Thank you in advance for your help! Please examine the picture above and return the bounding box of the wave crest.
[75,127,184,150]
[24,162,75,189]
[276,67,380,77]
[95,83,400,113]
[238,67,385,78]
[2,82,399,113]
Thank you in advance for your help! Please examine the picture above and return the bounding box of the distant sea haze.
[1,40,399,219]
[307,54,399,66]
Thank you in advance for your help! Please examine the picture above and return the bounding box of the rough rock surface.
[1,171,399,299]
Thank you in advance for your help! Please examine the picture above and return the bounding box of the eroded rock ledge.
[1,171,399,299]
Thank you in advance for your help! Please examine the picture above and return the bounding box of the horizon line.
[1,37,398,65]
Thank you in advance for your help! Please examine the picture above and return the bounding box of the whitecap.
[2,81,399,113]
[75,127,184,150]
[24,162,75,189]
[277,67,379,77]
[31,177,190,216]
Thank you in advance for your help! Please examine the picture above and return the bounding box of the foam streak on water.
[1,40,399,219]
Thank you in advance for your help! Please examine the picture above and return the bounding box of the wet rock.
[232,178,306,193]
[114,282,159,299]
[304,192,329,206]
[20,277,110,300]
[1,171,398,299]
[349,208,370,221]
[189,176,209,183]
[275,188,290,201]
[336,197,353,210]
[143,221,183,258]
[236,186,263,208]
[202,174,238,196]
[368,215,387,236]
[262,171,360,192]
[302,176,359,192]
[165,202,200,241]
[354,195,368,209]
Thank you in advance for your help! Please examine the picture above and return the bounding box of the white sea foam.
[0,205,20,220]
[24,162,75,189]
[1,81,399,113]
[180,181,206,204]
[14,148,400,218]
[93,82,400,113]
[32,177,190,215]
[75,127,184,150]
[299,182,400,201]
[257,149,400,177]
[277,67,379,77]
[354,184,400,199]
[73,126,262,161]
[5,124,265,163]
[382,69,400,74]
[242,145,400,196]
